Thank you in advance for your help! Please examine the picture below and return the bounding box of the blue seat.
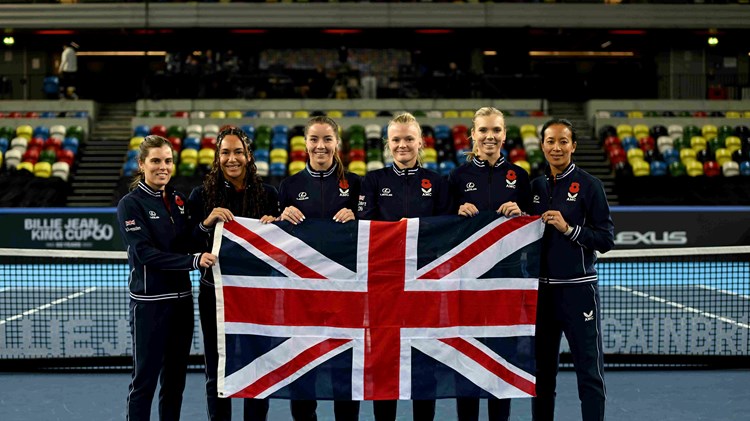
[134,125,150,137]
[0,137,8,153]
[439,160,456,176]
[269,162,286,177]
[63,137,80,154]
[271,133,288,150]
[182,136,201,151]
[33,126,50,139]
[650,160,668,176]
[241,125,255,141]
[253,149,269,163]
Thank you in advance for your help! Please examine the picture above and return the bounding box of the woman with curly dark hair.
[187,126,279,421]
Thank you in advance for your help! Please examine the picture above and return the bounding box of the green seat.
[39,148,57,165]
[167,125,186,139]
[66,125,85,140]
[669,161,686,177]
[178,161,196,177]
[506,125,521,141]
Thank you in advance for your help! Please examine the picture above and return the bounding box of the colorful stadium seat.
[34,161,52,178]
[722,161,740,177]
[52,161,70,181]
[686,160,703,176]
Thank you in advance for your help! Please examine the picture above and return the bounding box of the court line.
[0,287,97,325]
[613,285,750,329]
[696,284,750,300]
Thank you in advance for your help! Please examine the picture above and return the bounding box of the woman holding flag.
[187,126,280,421]
[357,112,451,421]
[276,115,362,420]
[447,106,531,421]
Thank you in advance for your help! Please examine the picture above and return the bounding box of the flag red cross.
[220,216,539,400]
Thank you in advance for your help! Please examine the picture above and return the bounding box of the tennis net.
[0,246,748,369]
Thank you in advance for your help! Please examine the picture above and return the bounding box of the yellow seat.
[443,110,459,118]
[180,148,198,164]
[348,160,366,176]
[520,124,537,138]
[288,160,306,175]
[679,148,697,163]
[725,111,741,119]
[627,111,644,118]
[702,124,718,138]
[34,161,52,178]
[631,159,650,176]
[293,110,310,119]
[686,160,703,177]
[725,136,742,153]
[17,161,35,173]
[15,125,33,140]
[690,136,707,152]
[633,124,650,138]
[616,124,633,138]
[198,148,215,165]
[360,110,377,118]
[459,110,475,118]
[270,148,288,164]
[422,148,437,163]
[209,111,226,119]
[327,110,343,118]
[290,136,306,150]
[514,159,531,173]
[715,148,732,167]
[129,137,144,150]
[626,148,644,161]
[226,111,243,119]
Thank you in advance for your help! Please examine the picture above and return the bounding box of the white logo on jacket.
[297,192,309,201]
[567,192,578,202]
[380,188,392,197]
[148,210,159,219]
[464,182,477,192]
[533,195,540,204]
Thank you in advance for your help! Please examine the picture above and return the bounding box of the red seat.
[57,149,75,165]
[168,136,182,153]
[150,125,167,137]
[200,136,217,149]
[22,148,40,164]
[638,136,655,151]
[603,136,621,152]
[703,161,720,177]
[290,150,307,162]
[509,147,527,163]
[44,137,63,151]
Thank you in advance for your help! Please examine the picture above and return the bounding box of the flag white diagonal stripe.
[416,218,544,280]
[412,338,535,399]
[228,220,357,280]
[223,336,353,398]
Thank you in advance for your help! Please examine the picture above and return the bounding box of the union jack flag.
[212,213,543,401]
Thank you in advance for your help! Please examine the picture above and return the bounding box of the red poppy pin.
[421,179,432,189]
[339,179,349,190]
[175,196,184,206]
[506,170,517,181]
[569,182,580,194]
